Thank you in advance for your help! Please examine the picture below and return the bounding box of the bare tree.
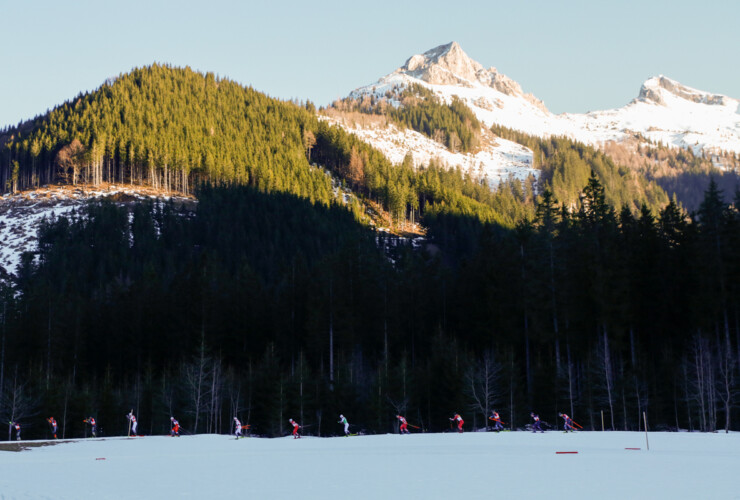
[595,326,616,430]
[56,139,87,185]
[465,350,502,430]
[432,129,446,145]
[687,333,717,432]
[182,337,214,433]
[2,368,38,440]
[346,146,365,188]
[717,334,736,433]
[302,129,316,162]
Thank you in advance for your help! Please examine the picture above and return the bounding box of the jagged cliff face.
[396,42,548,112]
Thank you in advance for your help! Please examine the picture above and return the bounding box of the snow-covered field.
[1,431,737,499]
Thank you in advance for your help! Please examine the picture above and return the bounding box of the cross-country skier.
[559,412,575,432]
[170,417,180,437]
[396,415,410,434]
[9,421,21,441]
[449,413,464,433]
[234,417,243,439]
[338,414,350,436]
[289,418,301,439]
[489,410,504,432]
[84,417,97,437]
[126,410,138,436]
[530,412,543,433]
[47,416,58,439]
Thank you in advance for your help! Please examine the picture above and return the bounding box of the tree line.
[0,176,738,438]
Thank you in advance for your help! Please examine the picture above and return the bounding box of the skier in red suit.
[449,413,464,433]
[289,418,301,438]
[396,415,410,434]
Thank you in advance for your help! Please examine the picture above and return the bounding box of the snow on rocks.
[347,42,740,167]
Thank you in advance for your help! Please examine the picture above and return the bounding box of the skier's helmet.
[558,412,563,416]
[289,419,293,422]
[340,414,344,418]
[170,417,174,421]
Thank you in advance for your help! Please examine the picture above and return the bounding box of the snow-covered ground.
[1,431,737,499]
[323,116,537,186]
[0,185,193,279]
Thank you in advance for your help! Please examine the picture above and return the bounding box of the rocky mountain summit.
[396,42,547,111]
[347,42,740,159]
[637,75,737,107]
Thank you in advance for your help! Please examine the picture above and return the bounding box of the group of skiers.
[7,416,97,441]
[5,409,580,441]
[444,411,576,434]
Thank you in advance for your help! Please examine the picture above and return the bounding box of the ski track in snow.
[0,432,737,499]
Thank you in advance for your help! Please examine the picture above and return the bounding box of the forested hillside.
[490,124,669,212]
[0,64,534,229]
[1,178,738,438]
[0,64,738,439]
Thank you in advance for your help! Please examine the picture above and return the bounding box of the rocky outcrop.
[398,42,548,112]
[638,75,732,106]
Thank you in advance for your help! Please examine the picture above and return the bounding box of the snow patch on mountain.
[322,115,537,187]
[348,42,740,163]
[0,185,194,279]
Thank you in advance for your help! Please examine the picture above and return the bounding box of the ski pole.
[571,421,583,429]
[408,424,421,429]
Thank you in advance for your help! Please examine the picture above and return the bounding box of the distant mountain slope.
[349,42,740,159]
[0,63,553,265]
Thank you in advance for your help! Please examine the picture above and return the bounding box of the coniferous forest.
[0,65,739,439]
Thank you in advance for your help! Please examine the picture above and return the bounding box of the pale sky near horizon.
[1,0,738,128]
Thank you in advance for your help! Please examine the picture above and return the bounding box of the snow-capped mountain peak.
[402,42,483,86]
[340,42,740,181]
[637,75,737,108]
[393,42,547,111]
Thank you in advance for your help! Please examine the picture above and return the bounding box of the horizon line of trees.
[0,176,738,439]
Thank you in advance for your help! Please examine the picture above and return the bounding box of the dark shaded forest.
[1,177,738,439]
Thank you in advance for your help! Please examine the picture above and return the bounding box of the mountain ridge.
[349,42,740,158]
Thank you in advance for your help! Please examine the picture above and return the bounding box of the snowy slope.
[321,115,537,186]
[1,432,738,499]
[347,42,740,161]
[0,185,194,279]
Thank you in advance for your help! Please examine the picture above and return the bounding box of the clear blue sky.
[1,0,738,128]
